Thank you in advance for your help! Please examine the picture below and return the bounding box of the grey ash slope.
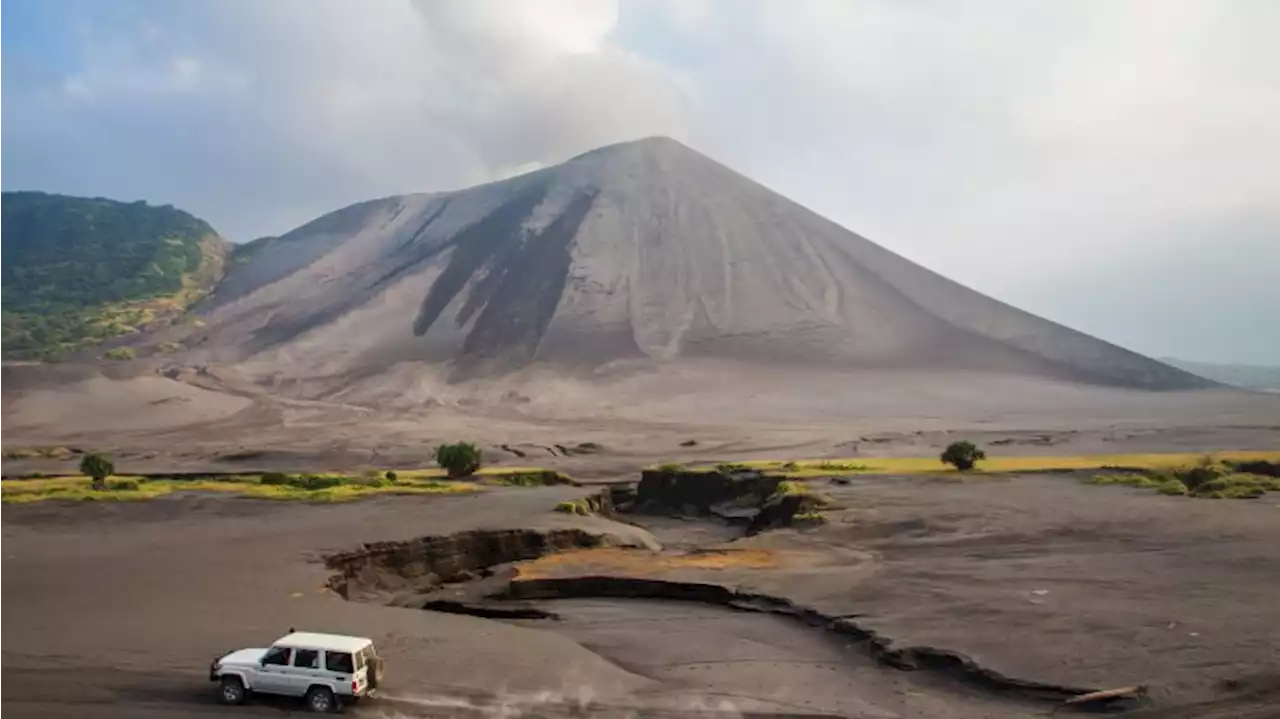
[190,137,1207,390]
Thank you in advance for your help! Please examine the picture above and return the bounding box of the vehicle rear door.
[288,647,324,696]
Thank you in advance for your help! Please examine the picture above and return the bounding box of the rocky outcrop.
[632,469,829,533]
[325,528,615,599]
[747,489,831,534]
[633,468,781,517]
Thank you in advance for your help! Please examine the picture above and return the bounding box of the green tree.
[79,453,115,490]
[434,442,482,478]
[940,441,986,471]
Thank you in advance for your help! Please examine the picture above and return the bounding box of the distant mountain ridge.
[1,191,229,360]
[1161,358,1280,392]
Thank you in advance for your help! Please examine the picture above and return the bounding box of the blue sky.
[3,0,1278,363]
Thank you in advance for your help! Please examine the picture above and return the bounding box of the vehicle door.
[255,646,293,694]
[288,647,324,696]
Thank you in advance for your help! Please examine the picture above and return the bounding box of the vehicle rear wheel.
[219,676,246,705]
[305,685,336,713]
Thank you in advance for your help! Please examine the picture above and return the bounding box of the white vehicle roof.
[272,632,372,653]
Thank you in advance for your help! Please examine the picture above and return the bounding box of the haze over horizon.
[4,0,1278,364]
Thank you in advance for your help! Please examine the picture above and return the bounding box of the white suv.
[210,631,384,712]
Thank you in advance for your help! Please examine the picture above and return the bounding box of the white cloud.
[3,0,1277,360]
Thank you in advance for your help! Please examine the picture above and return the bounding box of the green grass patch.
[1084,456,1280,500]
[486,470,574,487]
[703,451,1280,478]
[1,474,480,504]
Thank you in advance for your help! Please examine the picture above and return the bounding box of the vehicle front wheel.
[304,685,336,713]
[218,676,246,705]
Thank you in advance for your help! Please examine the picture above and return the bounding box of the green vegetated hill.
[1,191,230,361]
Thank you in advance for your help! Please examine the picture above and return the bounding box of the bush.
[294,475,345,490]
[79,453,115,490]
[385,470,398,482]
[434,442,482,478]
[1192,473,1273,499]
[260,472,289,485]
[554,500,590,516]
[1155,479,1189,496]
[940,441,986,471]
[102,347,136,360]
[775,480,809,496]
[495,471,566,487]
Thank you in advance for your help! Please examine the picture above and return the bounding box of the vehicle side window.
[325,651,354,674]
[262,647,291,666]
[293,649,319,669]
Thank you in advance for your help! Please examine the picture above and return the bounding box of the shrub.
[1174,463,1225,491]
[1192,473,1273,499]
[294,474,345,490]
[775,480,809,496]
[260,472,290,485]
[434,442,482,478]
[780,461,799,472]
[79,453,115,490]
[385,470,398,483]
[792,512,827,526]
[554,500,590,516]
[107,478,140,491]
[1155,479,1189,496]
[102,347,136,360]
[495,471,565,487]
[940,441,986,471]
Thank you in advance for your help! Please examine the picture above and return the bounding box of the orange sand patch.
[514,547,782,580]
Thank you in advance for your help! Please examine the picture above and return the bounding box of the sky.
[3,0,1278,364]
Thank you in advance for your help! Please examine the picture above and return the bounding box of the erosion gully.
[324,472,1143,717]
